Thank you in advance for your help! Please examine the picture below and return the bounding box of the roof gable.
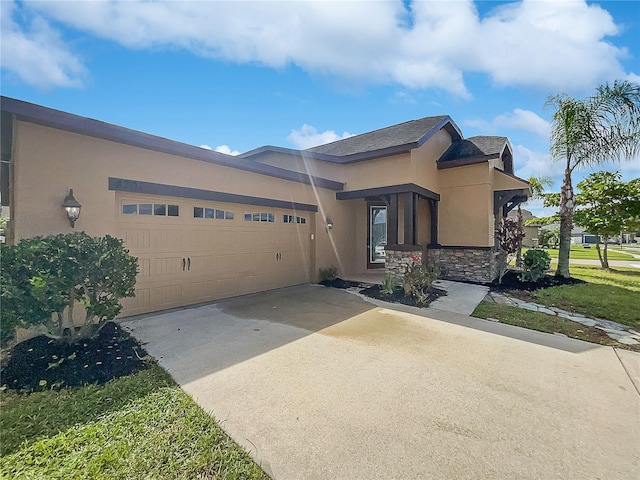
[306,116,459,157]
[437,136,513,172]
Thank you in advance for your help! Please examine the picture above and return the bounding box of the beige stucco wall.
[11,118,523,280]
[410,129,451,193]
[438,163,494,246]
[11,121,360,279]
[493,169,530,192]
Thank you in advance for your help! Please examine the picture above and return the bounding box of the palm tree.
[546,80,640,278]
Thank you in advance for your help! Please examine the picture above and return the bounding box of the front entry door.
[368,205,387,269]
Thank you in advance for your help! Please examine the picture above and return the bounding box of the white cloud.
[287,124,354,150]
[214,145,240,156]
[0,1,87,88]
[12,0,635,95]
[494,109,551,139]
[199,144,212,150]
[513,144,564,180]
[465,109,551,139]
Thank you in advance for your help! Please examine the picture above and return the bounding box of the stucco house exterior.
[1,96,529,317]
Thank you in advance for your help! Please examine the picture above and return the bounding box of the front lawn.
[531,266,640,328]
[473,302,625,348]
[534,245,635,260]
[472,266,640,348]
[0,364,267,479]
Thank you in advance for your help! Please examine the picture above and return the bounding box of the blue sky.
[1,0,639,217]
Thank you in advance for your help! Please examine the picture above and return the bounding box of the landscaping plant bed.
[360,285,447,308]
[1,322,149,392]
[320,278,364,289]
[491,270,586,292]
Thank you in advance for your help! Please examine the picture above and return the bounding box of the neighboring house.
[0,97,529,317]
[506,209,538,247]
[539,223,596,245]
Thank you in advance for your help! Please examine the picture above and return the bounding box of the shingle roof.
[306,116,451,157]
[439,136,508,162]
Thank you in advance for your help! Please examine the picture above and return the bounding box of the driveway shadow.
[121,285,375,385]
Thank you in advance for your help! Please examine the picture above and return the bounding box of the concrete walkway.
[122,285,639,480]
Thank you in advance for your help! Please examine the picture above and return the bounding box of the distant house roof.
[507,208,534,221]
[540,223,592,236]
[242,115,464,164]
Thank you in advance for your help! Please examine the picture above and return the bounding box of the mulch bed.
[321,277,446,307]
[319,278,363,289]
[1,322,150,393]
[360,285,447,308]
[490,270,586,292]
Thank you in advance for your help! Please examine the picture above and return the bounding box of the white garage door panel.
[117,194,313,316]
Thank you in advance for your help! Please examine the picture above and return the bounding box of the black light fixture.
[62,189,81,228]
[326,215,334,231]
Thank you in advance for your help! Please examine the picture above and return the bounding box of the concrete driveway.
[122,285,639,479]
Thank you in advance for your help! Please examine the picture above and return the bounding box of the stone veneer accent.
[426,246,504,284]
[385,248,424,283]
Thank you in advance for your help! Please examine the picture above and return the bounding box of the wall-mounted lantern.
[62,189,81,228]
[326,215,334,231]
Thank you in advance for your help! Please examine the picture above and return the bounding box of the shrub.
[519,249,551,282]
[1,232,138,345]
[380,274,397,295]
[403,254,439,304]
[318,266,338,282]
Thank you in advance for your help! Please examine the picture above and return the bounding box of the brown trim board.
[1,96,343,191]
[109,178,318,212]
[336,183,440,202]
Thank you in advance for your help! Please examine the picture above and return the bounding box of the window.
[122,202,179,217]
[283,214,306,224]
[139,204,152,215]
[123,204,137,215]
[194,206,234,220]
[245,212,275,222]
[167,205,179,217]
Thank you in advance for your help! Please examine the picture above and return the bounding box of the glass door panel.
[370,206,387,264]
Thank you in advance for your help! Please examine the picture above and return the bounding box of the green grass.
[473,302,626,348]
[535,245,635,260]
[0,364,268,479]
[530,266,640,328]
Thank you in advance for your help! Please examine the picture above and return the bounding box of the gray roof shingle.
[439,136,507,162]
[306,116,450,157]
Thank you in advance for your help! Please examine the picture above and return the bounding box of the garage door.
[116,193,314,316]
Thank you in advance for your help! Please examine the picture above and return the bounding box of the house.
[0,96,530,317]
[507,208,539,247]
[539,223,596,245]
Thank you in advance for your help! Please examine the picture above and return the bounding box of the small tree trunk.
[555,168,574,278]
[603,242,610,269]
[595,238,604,267]
[516,205,523,267]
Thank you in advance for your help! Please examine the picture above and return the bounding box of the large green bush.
[1,233,138,345]
[519,249,551,282]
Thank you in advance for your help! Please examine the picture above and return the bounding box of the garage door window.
[122,203,179,216]
[244,212,275,222]
[283,215,306,224]
[194,206,234,220]
[123,204,137,215]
